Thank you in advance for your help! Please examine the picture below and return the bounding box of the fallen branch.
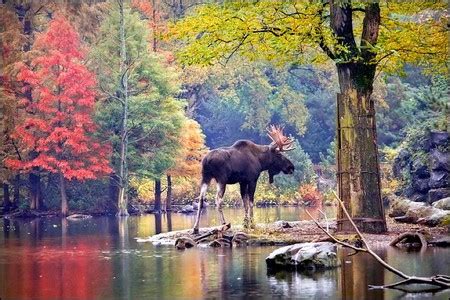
[305,191,450,292]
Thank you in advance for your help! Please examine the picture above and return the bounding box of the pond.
[1,207,449,299]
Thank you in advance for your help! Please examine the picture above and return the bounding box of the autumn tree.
[169,1,448,233]
[166,118,206,210]
[6,16,111,216]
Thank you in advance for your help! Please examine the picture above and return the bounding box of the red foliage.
[5,16,111,181]
[298,183,323,207]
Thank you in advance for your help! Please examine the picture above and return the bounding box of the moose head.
[266,125,295,184]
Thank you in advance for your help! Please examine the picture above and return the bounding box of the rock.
[266,242,339,272]
[411,160,430,179]
[66,214,92,221]
[180,205,194,214]
[393,149,411,178]
[430,149,450,172]
[432,197,450,210]
[428,236,450,247]
[275,220,293,229]
[389,196,450,226]
[410,193,428,203]
[430,131,449,149]
[428,188,450,204]
[412,178,430,194]
[428,170,449,189]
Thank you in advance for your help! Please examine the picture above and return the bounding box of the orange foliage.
[168,119,206,178]
[298,183,323,207]
[5,16,111,180]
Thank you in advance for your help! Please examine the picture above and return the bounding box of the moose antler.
[266,125,295,151]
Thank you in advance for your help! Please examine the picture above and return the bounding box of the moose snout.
[283,165,295,175]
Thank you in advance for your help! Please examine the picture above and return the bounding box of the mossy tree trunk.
[330,1,386,233]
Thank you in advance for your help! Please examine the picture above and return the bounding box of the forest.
[0,1,448,221]
[1,1,449,299]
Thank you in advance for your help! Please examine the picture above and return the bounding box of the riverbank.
[138,216,449,248]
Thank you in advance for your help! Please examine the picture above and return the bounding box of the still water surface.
[1,207,449,299]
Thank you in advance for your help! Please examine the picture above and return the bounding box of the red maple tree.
[6,16,111,216]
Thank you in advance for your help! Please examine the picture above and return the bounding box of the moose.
[192,125,295,234]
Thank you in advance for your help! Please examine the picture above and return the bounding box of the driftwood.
[389,232,428,249]
[175,223,232,249]
[305,191,450,293]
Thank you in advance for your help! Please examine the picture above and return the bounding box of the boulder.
[428,170,449,189]
[412,178,430,194]
[428,188,450,203]
[389,196,450,226]
[411,159,430,179]
[410,193,428,203]
[430,149,450,172]
[432,197,450,210]
[430,131,449,149]
[393,149,411,178]
[266,242,339,272]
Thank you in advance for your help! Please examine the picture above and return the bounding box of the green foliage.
[91,4,185,181]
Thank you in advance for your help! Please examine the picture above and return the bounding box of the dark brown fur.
[193,140,294,233]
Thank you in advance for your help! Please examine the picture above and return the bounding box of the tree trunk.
[29,169,41,210]
[335,63,386,233]
[13,174,20,206]
[117,0,130,217]
[327,1,386,233]
[3,182,11,212]
[154,179,162,212]
[59,172,68,217]
[166,175,172,211]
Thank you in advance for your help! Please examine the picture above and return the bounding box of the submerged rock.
[266,242,339,272]
[66,214,92,221]
[180,205,195,214]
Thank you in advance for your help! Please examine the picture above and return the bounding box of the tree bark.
[13,174,20,206]
[59,172,68,217]
[29,169,41,210]
[329,1,386,233]
[3,182,11,212]
[166,175,172,211]
[154,179,162,212]
[117,0,130,217]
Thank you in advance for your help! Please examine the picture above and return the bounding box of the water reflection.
[0,208,449,300]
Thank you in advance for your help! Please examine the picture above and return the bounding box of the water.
[1,207,449,299]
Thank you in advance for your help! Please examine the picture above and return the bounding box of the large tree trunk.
[59,172,68,217]
[154,179,162,212]
[3,182,11,212]
[335,64,386,233]
[166,175,172,211]
[329,1,386,233]
[117,0,129,217]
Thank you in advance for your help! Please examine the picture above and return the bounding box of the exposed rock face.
[393,131,450,204]
[266,242,339,272]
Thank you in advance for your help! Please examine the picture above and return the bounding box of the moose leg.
[240,182,250,228]
[193,183,208,234]
[247,181,257,229]
[215,183,226,225]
